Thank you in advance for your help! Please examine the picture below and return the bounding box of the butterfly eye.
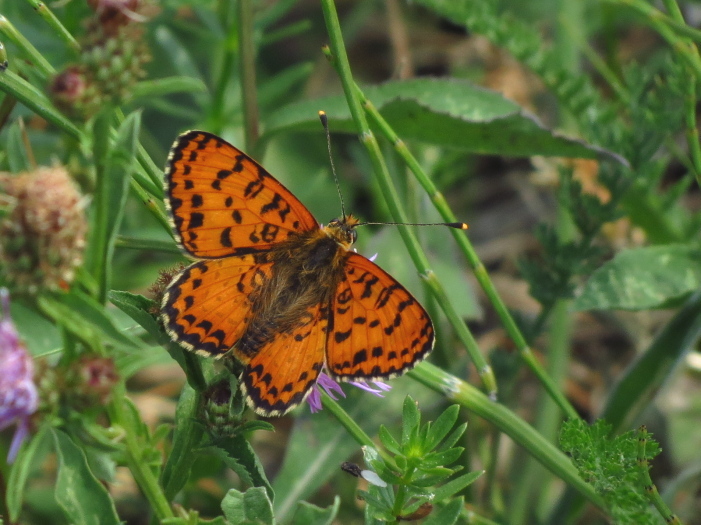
[350,229,358,244]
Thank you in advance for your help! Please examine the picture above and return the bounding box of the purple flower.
[307,370,392,413]
[0,289,38,463]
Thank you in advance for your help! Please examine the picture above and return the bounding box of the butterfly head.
[324,214,360,250]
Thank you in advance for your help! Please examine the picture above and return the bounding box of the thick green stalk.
[238,0,260,154]
[321,395,395,466]
[23,0,80,52]
[90,110,113,304]
[0,15,55,77]
[508,299,572,524]
[320,0,497,398]
[409,362,604,510]
[208,1,237,136]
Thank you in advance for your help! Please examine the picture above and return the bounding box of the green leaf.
[378,425,401,455]
[0,70,81,139]
[437,423,468,452]
[5,121,30,173]
[264,78,623,161]
[109,290,165,343]
[430,471,483,502]
[8,300,61,356]
[288,496,340,525]
[574,245,701,311]
[420,497,463,525]
[38,289,144,351]
[161,385,205,500]
[129,76,207,100]
[50,429,120,525]
[221,487,275,525]
[423,405,460,452]
[401,396,420,446]
[6,424,50,522]
[601,292,701,434]
[419,447,464,469]
[103,111,141,276]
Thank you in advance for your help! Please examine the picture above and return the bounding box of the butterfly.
[160,130,434,416]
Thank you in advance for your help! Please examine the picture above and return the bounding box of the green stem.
[91,109,114,304]
[605,0,701,81]
[321,394,396,466]
[23,0,80,52]
[508,299,572,524]
[637,426,684,525]
[342,74,577,418]
[320,0,498,398]
[408,362,605,510]
[238,0,260,155]
[0,15,55,77]
[208,1,237,136]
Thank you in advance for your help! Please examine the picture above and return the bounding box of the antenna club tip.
[449,222,469,230]
[318,110,327,122]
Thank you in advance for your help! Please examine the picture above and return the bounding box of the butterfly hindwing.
[238,303,328,416]
[161,255,273,356]
[166,130,318,258]
[326,252,434,381]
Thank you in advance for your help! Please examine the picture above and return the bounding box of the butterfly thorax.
[235,217,359,359]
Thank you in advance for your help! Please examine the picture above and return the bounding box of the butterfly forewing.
[326,253,434,381]
[166,131,318,258]
[162,255,273,356]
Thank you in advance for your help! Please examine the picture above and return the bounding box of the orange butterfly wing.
[161,255,273,356]
[238,303,328,416]
[326,252,434,381]
[165,130,318,258]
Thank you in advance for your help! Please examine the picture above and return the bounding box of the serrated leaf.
[208,434,274,502]
[50,429,120,525]
[288,496,340,525]
[574,245,701,311]
[264,78,623,161]
[221,487,274,525]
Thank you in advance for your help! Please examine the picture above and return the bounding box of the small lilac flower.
[0,289,38,463]
[350,380,392,397]
[307,372,346,413]
[306,370,392,413]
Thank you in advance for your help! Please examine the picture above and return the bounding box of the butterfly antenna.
[319,111,346,219]
[359,221,469,230]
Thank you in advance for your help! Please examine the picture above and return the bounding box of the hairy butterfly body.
[161,131,434,416]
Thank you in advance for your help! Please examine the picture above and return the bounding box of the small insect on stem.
[318,110,468,231]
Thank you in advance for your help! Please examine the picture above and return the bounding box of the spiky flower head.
[50,0,153,118]
[0,167,87,294]
[64,356,119,409]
